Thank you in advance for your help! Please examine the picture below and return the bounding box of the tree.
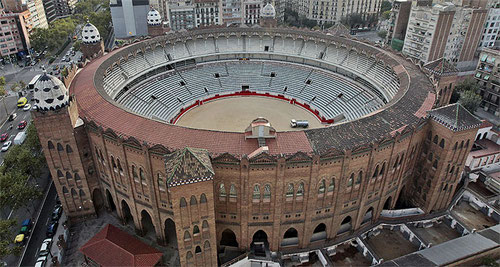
[459,90,482,113]
[382,10,391,20]
[0,77,5,87]
[0,171,42,215]
[0,218,22,261]
[1,145,45,179]
[455,78,479,93]
[18,80,26,91]
[341,13,365,28]
[381,0,392,13]
[24,123,42,156]
[377,30,387,39]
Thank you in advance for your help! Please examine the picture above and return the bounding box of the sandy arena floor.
[175,96,325,132]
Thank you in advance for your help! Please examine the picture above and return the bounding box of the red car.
[0,133,8,142]
[17,121,27,129]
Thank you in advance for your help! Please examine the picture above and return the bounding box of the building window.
[328,179,335,192]
[318,179,326,194]
[229,184,237,198]
[356,171,362,184]
[219,183,226,197]
[263,184,271,198]
[348,174,354,187]
[253,185,260,199]
[286,183,294,197]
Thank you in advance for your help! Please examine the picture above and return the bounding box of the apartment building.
[0,9,30,57]
[385,0,412,48]
[221,0,241,25]
[110,0,149,38]
[402,1,487,65]
[293,0,381,25]
[194,0,221,27]
[168,1,195,30]
[42,0,56,22]
[479,1,500,48]
[475,47,500,116]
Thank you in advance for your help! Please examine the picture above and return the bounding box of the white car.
[1,141,11,152]
[38,238,52,257]
[23,104,31,111]
[34,256,47,267]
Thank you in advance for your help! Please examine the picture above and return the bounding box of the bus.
[28,74,41,90]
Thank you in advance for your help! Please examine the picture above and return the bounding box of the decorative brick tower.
[147,8,169,37]
[424,58,459,107]
[165,147,218,267]
[80,21,104,61]
[260,3,277,28]
[409,104,481,212]
[31,73,99,220]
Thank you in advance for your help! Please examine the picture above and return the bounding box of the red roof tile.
[79,224,162,267]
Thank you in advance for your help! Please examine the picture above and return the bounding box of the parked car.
[14,234,26,246]
[62,56,67,62]
[8,113,17,121]
[17,121,27,129]
[0,133,8,142]
[38,238,52,257]
[34,256,47,267]
[1,141,12,152]
[51,206,63,221]
[23,104,31,111]
[46,222,57,237]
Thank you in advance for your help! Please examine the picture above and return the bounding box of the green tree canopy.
[341,13,365,28]
[30,18,77,52]
[459,90,482,113]
[382,10,391,20]
[381,0,392,13]
[0,218,22,261]
[455,78,479,93]
[377,30,387,39]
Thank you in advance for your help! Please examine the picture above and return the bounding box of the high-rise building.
[475,47,500,116]
[194,0,221,28]
[53,0,76,18]
[42,0,56,23]
[110,0,149,38]
[168,1,195,30]
[221,0,242,25]
[0,9,31,57]
[479,1,500,48]
[385,0,413,50]
[402,1,487,66]
[292,0,381,26]
[2,0,48,29]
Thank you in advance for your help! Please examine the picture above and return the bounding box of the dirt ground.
[330,243,371,266]
[451,201,497,231]
[365,229,418,261]
[409,222,461,246]
[175,96,325,132]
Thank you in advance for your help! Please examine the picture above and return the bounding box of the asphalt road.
[19,182,57,267]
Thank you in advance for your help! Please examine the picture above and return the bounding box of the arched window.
[75,173,81,180]
[372,165,379,178]
[253,185,260,199]
[433,159,438,169]
[229,184,237,198]
[200,194,207,203]
[117,159,123,175]
[427,131,432,141]
[460,141,464,149]
[202,220,209,230]
[66,144,73,153]
[263,184,271,198]
[48,141,54,149]
[439,139,445,148]
[393,156,399,169]
[186,251,193,263]
[450,166,455,174]
[347,174,354,187]
[446,164,450,173]
[66,171,72,179]
[356,171,362,184]
[57,170,64,178]
[399,154,404,165]
[57,143,63,151]
[184,231,191,240]
[180,197,187,207]
[204,241,211,250]
[139,168,146,184]
[427,152,433,161]
[132,166,138,181]
[190,195,197,205]
[296,183,304,196]
[157,173,165,190]
[453,142,458,150]
[79,189,86,198]
[433,135,438,144]
[286,183,294,197]
[318,180,326,194]
[195,246,202,254]
[328,179,335,192]
[219,184,226,197]
[71,188,78,196]
[62,186,68,194]
[111,156,117,172]
[465,140,469,148]
[193,225,200,235]
[379,163,386,176]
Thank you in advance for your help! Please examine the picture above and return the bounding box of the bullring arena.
[32,24,483,267]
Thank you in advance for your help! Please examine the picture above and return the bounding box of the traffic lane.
[0,103,33,162]
[0,95,19,121]
[20,183,57,267]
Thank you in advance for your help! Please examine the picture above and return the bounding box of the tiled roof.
[79,224,162,267]
[427,103,482,132]
[164,147,214,187]
[72,27,436,157]
[424,58,458,76]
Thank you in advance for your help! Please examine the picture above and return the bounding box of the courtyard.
[364,229,419,261]
[451,201,497,231]
[329,243,371,266]
[409,222,461,246]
